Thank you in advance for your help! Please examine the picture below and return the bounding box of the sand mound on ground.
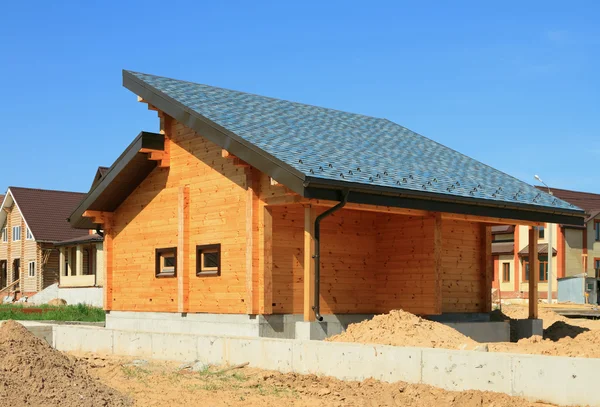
[327,310,477,349]
[0,320,130,407]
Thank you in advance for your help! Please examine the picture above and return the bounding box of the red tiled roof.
[54,233,103,246]
[518,243,557,256]
[492,225,514,234]
[492,241,514,255]
[9,187,87,242]
[538,186,600,214]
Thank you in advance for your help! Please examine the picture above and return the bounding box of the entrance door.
[0,260,6,289]
[12,259,20,283]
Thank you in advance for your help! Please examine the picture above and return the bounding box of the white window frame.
[28,261,35,277]
[12,226,21,241]
[26,227,33,240]
[1,228,6,243]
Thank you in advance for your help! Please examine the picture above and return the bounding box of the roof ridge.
[8,186,86,195]
[126,70,386,122]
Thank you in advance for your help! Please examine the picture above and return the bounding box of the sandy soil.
[328,310,477,350]
[0,320,130,407]
[329,305,600,358]
[80,354,557,407]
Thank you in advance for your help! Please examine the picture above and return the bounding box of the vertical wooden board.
[177,185,190,313]
[480,224,493,312]
[513,225,520,293]
[104,222,114,311]
[245,169,255,314]
[303,206,316,321]
[261,205,273,314]
[529,227,539,319]
[433,214,443,314]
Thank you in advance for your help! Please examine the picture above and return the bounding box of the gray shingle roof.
[126,71,580,214]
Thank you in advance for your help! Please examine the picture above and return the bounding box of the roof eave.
[303,178,585,227]
[68,131,164,229]
[122,70,307,196]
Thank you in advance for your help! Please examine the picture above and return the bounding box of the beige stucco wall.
[516,223,558,293]
[565,228,584,277]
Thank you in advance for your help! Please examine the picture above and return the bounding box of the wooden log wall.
[110,119,250,313]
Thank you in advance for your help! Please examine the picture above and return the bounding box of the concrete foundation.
[443,321,510,343]
[29,283,103,307]
[106,311,373,339]
[513,319,543,340]
[52,324,600,407]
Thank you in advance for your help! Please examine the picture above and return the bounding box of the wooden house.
[68,71,584,339]
[0,187,87,298]
[492,187,600,304]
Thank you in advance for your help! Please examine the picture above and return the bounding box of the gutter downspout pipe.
[312,189,350,321]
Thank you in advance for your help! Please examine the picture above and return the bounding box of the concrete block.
[511,354,599,407]
[292,340,422,383]
[113,330,152,358]
[422,348,512,394]
[151,333,198,361]
[53,326,113,354]
[295,321,343,340]
[513,319,543,340]
[443,321,510,343]
[227,337,294,372]
[196,336,226,365]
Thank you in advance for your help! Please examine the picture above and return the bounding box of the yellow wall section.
[110,120,248,313]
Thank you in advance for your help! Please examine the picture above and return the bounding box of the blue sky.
[1,1,598,194]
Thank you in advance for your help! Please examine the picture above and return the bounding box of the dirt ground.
[329,304,600,358]
[80,353,558,407]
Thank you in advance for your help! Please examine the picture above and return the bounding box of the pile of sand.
[327,310,477,349]
[0,320,130,407]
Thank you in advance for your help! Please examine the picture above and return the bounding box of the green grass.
[0,303,105,322]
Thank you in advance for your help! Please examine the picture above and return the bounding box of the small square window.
[155,247,177,278]
[196,244,221,276]
[26,228,33,240]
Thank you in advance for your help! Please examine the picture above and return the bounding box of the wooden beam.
[309,200,429,217]
[258,204,273,314]
[480,224,493,312]
[104,221,114,311]
[245,169,255,314]
[303,206,316,321]
[221,149,250,167]
[529,227,539,319]
[177,185,190,314]
[442,213,543,227]
[82,210,112,226]
[433,213,443,314]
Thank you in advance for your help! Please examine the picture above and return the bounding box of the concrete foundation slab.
[443,321,510,343]
[513,319,543,340]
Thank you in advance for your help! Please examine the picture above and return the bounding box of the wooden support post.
[433,213,443,314]
[75,245,83,276]
[103,215,114,311]
[529,227,539,319]
[58,248,65,278]
[258,204,273,314]
[177,186,190,314]
[480,224,493,312]
[67,248,73,277]
[303,206,316,322]
[245,170,255,314]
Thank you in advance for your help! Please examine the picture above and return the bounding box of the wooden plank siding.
[110,118,250,313]
[440,220,484,312]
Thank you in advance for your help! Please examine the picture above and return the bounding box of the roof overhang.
[68,131,164,229]
[115,70,585,227]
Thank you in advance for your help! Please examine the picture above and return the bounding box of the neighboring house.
[0,187,87,298]
[68,71,584,339]
[492,187,600,303]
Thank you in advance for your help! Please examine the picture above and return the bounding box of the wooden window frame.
[196,244,221,277]
[502,262,511,282]
[155,247,177,278]
[522,257,548,282]
[538,226,545,240]
[595,221,600,242]
[28,261,35,278]
[26,228,33,241]
[1,227,6,243]
[12,226,21,242]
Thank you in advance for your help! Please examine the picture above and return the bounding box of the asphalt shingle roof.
[127,71,579,213]
[10,187,87,242]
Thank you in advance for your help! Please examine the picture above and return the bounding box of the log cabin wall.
[270,206,378,314]
[110,118,249,313]
[441,219,483,312]
[375,215,437,315]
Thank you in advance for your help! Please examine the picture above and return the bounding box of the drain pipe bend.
[312,190,350,321]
